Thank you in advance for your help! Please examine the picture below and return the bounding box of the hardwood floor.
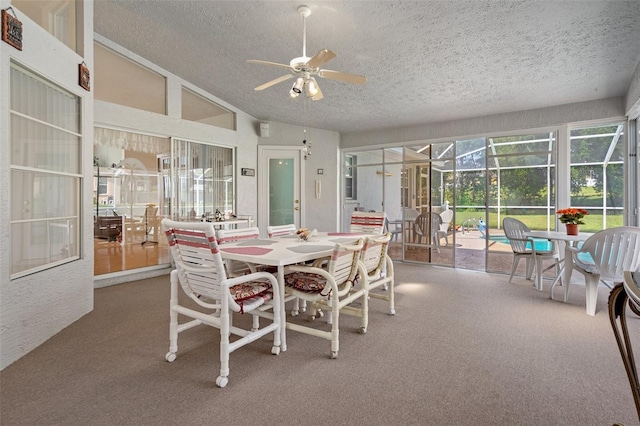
[94,233,171,276]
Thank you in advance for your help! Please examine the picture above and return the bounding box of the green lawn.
[451,210,623,233]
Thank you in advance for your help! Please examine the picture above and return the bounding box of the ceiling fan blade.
[247,59,292,70]
[306,49,336,69]
[254,74,293,91]
[319,69,367,85]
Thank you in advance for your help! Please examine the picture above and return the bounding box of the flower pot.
[565,224,579,236]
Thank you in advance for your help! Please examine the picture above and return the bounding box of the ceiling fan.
[247,5,366,101]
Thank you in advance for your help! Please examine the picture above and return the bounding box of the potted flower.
[556,208,588,235]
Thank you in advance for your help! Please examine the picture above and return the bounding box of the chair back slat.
[268,224,296,237]
[580,227,640,281]
[216,227,260,244]
[163,219,227,301]
[503,217,532,253]
[361,233,391,275]
[350,211,386,234]
[327,239,363,285]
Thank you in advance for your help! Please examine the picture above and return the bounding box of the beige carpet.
[1,264,638,425]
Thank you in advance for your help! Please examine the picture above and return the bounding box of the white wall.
[340,97,625,148]
[0,0,94,370]
[258,121,340,232]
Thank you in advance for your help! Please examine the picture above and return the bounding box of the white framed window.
[10,63,81,278]
[181,87,236,130]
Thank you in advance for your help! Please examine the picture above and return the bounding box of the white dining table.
[524,230,594,301]
[217,231,366,351]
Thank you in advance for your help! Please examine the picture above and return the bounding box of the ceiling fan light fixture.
[306,77,319,97]
[292,77,304,94]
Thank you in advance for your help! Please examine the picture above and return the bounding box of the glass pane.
[94,43,167,115]
[570,123,625,233]
[456,138,486,171]
[13,0,77,51]
[350,164,383,213]
[11,169,78,222]
[173,140,234,220]
[11,65,79,133]
[181,87,235,130]
[269,158,294,226]
[11,115,80,174]
[11,218,78,276]
[345,149,383,165]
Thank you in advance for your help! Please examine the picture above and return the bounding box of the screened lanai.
[342,122,626,275]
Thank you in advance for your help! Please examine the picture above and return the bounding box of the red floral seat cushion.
[284,272,328,294]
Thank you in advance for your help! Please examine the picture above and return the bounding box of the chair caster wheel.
[216,376,228,388]
[165,352,176,362]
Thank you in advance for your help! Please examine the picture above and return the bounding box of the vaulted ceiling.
[94,1,640,134]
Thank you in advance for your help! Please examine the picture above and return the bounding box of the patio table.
[524,230,593,301]
[217,231,366,351]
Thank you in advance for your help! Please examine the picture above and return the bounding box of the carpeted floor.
[1,263,638,425]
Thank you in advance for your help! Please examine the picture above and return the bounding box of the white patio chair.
[161,219,281,388]
[384,217,403,242]
[414,212,443,252]
[283,239,366,359]
[502,217,559,290]
[438,209,454,245]
[267,224,297,237]
[350,211,386,234]
[565,226,640,316]
[359,233,395,315]
[216,226,261,277]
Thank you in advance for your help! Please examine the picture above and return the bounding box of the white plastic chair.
[216,226,261,276]
[565,226,640,316]
[502,217,559,291]
[267,224,297,237]
[283,239,366,359]
[384,217,403,242]
[161,219,281,388]
[350,211,386,234]
[360,233,395,315]
[414,212,443,252]
[438,209,454,245]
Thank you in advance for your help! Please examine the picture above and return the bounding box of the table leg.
[562,244,574,303]
[608,284,640,422]
[277,266,287,352]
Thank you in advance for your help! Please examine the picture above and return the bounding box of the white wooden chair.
[161,219,281,388]
[267,224,296,237]
[503,217,559,291]
[565,226,640,315]
[216,226,261,277]
[360,233,395,315]
[350,211,386,234]
[438,209,454,245]
[283,239,366,359]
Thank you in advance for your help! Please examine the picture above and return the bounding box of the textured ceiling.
[93,1,640,134]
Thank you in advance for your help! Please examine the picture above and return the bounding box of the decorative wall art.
[1,7,22,51]
[79,62,91,91]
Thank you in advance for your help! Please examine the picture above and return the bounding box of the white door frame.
[258,146,305,236]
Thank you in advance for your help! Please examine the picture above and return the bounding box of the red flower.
[556,208,588,225]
